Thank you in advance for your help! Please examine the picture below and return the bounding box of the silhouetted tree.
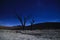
[16,14,31,30]
[30,17,35,30]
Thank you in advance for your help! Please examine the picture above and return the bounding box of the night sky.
[0,0,60,26]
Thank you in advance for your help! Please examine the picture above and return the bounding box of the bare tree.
[16,14,31,30]
[16,14,23,26]
[30,17,35,30]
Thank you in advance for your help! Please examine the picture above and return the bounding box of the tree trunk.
[31,23,33,30]
[22,25,25,30]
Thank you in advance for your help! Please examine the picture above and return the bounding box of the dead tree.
[16,14,31,30]
[30,17,35,30]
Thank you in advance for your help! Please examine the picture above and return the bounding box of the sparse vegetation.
[16,14,36,30]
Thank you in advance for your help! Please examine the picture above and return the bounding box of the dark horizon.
[0,0,60,26]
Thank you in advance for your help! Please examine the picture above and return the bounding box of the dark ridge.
[0,22,60,30]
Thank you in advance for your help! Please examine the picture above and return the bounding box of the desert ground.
[0,29,60,40]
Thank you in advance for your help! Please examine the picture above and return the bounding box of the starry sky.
[0,0,60,26]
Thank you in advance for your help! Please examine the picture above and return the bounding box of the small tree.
[30,17,35,30]
[16,14,31,30]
